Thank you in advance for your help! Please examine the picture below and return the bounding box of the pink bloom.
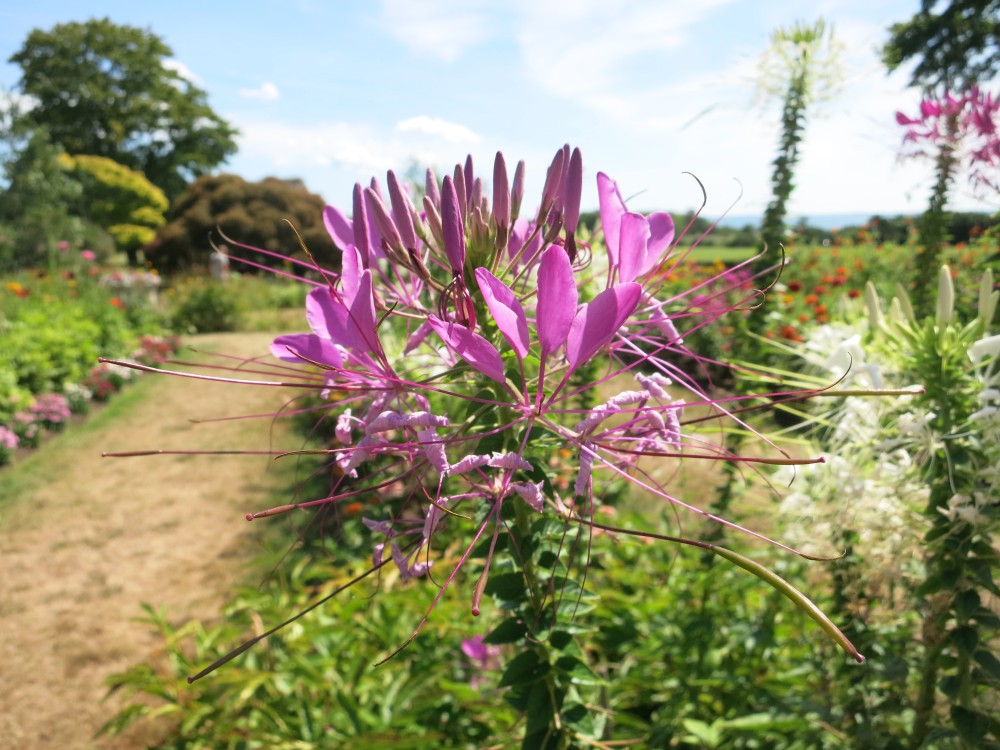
[81,250,96,262]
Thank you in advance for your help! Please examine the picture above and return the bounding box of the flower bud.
[936,265,954,326]
[510,160,525,223]
[425,168,441,211]
[864,281,884,329]
[387,170,418,252]
[351,183,370,268]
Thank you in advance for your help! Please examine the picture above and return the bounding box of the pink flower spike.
[427,315,506,385]
[618,212,651,283]
[474,267,530,360]
[597,172,627,266]
[536,244,577,358]
[452,165,468,218]
[566,282,642,372]
[323,205,354,251]
[441,176,466,273]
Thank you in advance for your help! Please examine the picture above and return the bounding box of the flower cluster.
[28,393,71,429]
[210,146,828,612]
[896,86,1000,195]
[0,425,18,464]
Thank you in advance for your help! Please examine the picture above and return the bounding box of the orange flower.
[805,294,819,305]
[110,297,126,309]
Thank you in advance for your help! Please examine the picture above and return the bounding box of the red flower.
[813,285,827,296]
[847,289,861,299]
[787,280,803,292]
[110,297,126,309]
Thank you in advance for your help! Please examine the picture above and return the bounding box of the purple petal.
[428,315,506,384]
[618,212,651,283]
[340,245,363,305]
[322,205,353,251]
[441,176,466,273]
[474,268,529,359]
[536,244,577,357]
[347,269,377,352]
[643,212,675,275]
[566,283,642,371]
[270,333,343,368]
[597,172,626,265]
[305,286,344,339]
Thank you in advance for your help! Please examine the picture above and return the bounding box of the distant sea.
[714,213,904,231]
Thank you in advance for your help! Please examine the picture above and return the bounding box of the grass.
[686,245,757,263]
[0,373,159,512]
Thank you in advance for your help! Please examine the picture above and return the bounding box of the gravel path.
[0,332,302,750]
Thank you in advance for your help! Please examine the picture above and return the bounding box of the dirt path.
[0,332,305,750]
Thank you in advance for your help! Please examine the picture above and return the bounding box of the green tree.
[0,114,83,271]
[7,18,238,201]
[59,153,169,264]
[883,0,1000,91]
[146,174,337,274]
[757,19,843,262]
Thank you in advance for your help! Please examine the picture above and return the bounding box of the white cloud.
[163,59,202,85]
[239,82,281,101]
[395,116,482,144]
[379,0,492,62]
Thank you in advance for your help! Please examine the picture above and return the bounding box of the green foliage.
[883,0,1000,91]
[147,174,337,274]
[0,127,84,271]
[103,552,517,749]
[7,17,238,201]
[168,278,245,334]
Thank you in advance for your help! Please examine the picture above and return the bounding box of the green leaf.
[955,589,981,620]
[952,705,990,745]
[485,572,526,601]
[975,649,1000,682]
[554,655,602,686]
[950,625,979,656]
[500,650,549,688]
[484,617,528,645]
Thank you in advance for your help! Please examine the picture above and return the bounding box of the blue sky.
[2,1,994,220]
